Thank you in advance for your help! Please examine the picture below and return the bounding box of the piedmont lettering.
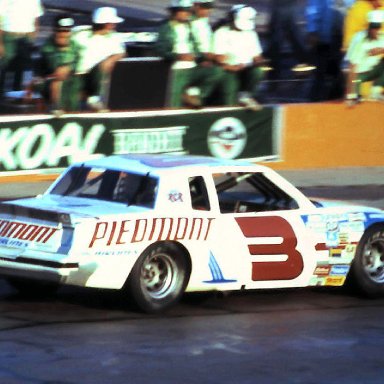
[0,220,59,243]
[89,217,215,248]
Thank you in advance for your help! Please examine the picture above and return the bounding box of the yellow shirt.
[343,0,384,51]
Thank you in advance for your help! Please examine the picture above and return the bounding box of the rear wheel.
[126,243,190,313]
[349,225,384,297]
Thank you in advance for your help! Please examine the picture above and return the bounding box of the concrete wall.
[266,101,384,170]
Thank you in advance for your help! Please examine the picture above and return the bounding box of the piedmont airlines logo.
[207,117,247,159]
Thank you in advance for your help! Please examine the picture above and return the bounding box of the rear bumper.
[0,256,78,284]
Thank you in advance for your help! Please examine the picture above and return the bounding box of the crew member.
[155,0,222,108]
[212,5,264,110]
[36,14,80,114]
[73,7,126,111]
[345,9,384,103]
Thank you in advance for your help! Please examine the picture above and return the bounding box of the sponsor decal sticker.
[325,276,346,286]
[330,265,350,276]
[168,191,183,203]
[314,265,331,276]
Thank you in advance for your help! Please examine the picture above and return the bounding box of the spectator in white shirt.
[212,5,264,110]
[0,0,44,95]
[73,7,126,111]
[345,9,384,103]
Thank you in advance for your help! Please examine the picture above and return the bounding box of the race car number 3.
[236,216,304,281]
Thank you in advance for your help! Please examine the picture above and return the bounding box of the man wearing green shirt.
[155,0,222,108]
[37,14,81,113]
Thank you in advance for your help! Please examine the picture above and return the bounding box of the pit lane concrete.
[0,170,384,384]
[0,282,384,383]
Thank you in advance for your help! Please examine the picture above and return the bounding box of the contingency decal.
[311,263,350,286]
[168,190,183,203]
[302,213,364,258]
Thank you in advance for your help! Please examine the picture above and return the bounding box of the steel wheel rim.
[141,251,178,299]
[362,235,384,283]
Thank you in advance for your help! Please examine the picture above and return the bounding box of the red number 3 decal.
[236,216,304,281]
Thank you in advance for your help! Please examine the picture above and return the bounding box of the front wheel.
[348,225,384,297]
[126,243,190,313]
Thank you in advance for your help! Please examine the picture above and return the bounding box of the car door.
[208,170,319,290]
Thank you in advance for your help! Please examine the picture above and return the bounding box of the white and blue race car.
[0,154,383,312]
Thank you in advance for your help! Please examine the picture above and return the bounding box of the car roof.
[74,154,262,174]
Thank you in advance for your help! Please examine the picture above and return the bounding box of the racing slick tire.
[126,242,191,313]
[348,225,384,297]
[6,277,59,297]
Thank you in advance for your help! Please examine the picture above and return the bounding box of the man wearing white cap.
[212,4,264,110]
[345,9,384,103]
[155,0,222,108]
[74,7,126,111]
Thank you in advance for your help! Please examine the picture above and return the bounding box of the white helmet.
[232,5,257,31]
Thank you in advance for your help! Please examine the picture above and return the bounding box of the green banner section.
[0,106,280,174]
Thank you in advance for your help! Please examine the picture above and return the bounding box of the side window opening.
[189,176,211,211]
[214,172,299,213]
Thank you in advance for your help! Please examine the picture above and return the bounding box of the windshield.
[49,166,158,208]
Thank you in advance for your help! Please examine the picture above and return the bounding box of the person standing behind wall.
[212,5,264,110]
[73,7,126,111]
[266,0,312,80]
[155,0,222,108]
[0,0,44,96]
[343,0,384,52]
[306,0,345,101]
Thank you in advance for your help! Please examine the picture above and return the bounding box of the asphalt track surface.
[0,169,384,383]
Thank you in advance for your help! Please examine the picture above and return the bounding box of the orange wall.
[267,101,384,170]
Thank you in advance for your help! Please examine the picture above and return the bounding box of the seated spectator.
[343,0,384,52]
[345,9,384,104]
[73,7,126,111]
[212,5,265,110]
[35,15,81,114]
[191,0,215,65]
[155,0,222,108]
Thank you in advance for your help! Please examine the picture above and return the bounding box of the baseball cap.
[368,9,384,28]
[233,5,257,31]
[193,0,214,8]
[54,15,75,31]
[92,7,124,24]
[168,0,193,9]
